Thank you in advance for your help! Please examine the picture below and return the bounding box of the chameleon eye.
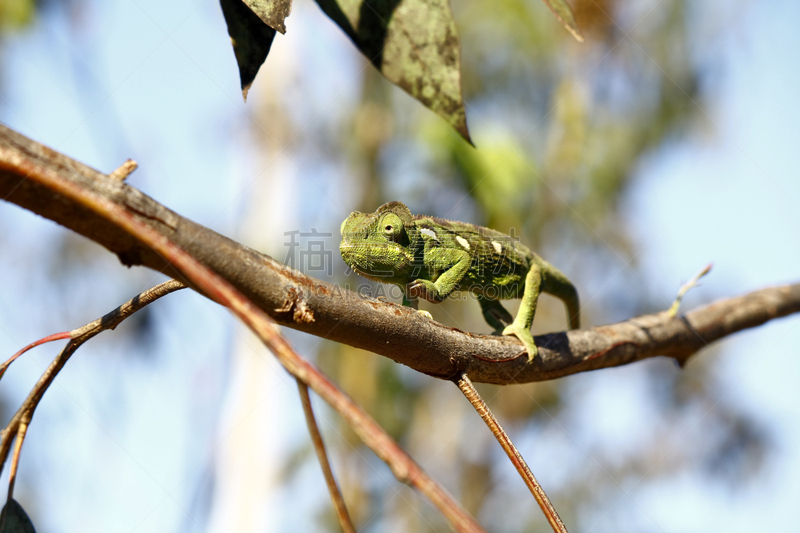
[381,213,403,241]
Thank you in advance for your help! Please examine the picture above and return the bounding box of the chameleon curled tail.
[340,201,580,362]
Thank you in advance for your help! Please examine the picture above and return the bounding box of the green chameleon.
[339,201,580,362]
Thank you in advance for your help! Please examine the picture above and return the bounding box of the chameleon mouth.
[339,240,359,264]
[340,240,403,282]
[340,242,372,273]
[341,251,395,282]
[351,267,393,283]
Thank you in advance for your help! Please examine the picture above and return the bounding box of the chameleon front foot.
[407,279,446,303]
[417,309,433,320]
[502,324,538,362]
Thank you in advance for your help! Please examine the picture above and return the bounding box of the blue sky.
[0,0,799,531]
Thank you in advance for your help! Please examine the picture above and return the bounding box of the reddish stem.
[0,332,71,379]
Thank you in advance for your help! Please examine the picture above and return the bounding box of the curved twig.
[297,380,356,533]
[6,422,26,502]
[0,331,71,380]
[668,263,712,317]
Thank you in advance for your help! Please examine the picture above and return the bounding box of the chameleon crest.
[340,201,580,361]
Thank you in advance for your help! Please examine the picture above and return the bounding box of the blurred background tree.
[0,0,796,532]
[299,1,768,531]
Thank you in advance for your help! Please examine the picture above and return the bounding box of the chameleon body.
[339,201,580,361]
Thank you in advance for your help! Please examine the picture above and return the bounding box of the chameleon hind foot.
[478,297,513,334]
[502,324,538,362]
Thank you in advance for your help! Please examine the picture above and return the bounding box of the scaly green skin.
[339,201,580,361]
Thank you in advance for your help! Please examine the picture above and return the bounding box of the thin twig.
[108,158,138,181]
[668,263,713,317]
[297,380,356,533]
[0,280,186,477]
[6,422,27,502]
[454,373,568,533]
[0,331,71,380]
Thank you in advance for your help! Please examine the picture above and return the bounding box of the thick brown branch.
[14,153,485,532]
[1,125,798,385]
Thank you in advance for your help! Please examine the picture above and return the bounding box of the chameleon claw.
[417,310,433,320]
[502,324,538,362]
[408,280,441,303]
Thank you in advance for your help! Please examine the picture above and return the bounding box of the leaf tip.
[0,498,36,532]
[456,125,476,148]
[452,111,473,146]
[221,0,276,105]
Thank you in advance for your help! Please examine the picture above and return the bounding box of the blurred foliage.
[0,0,75,30]
[222,0,587,142]
[0,0,768,530]
[285,0,771,531]
[0,0,35,29]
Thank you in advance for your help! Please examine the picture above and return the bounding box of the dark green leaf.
[243,0,293,34]
[541,0,584,42]
[220,0,277,101]
[314,0,471,143]
[0,499,36,533]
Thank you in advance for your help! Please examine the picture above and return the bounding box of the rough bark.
[0,124,797,384]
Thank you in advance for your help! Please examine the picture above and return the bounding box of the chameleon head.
[339,202,416,284]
